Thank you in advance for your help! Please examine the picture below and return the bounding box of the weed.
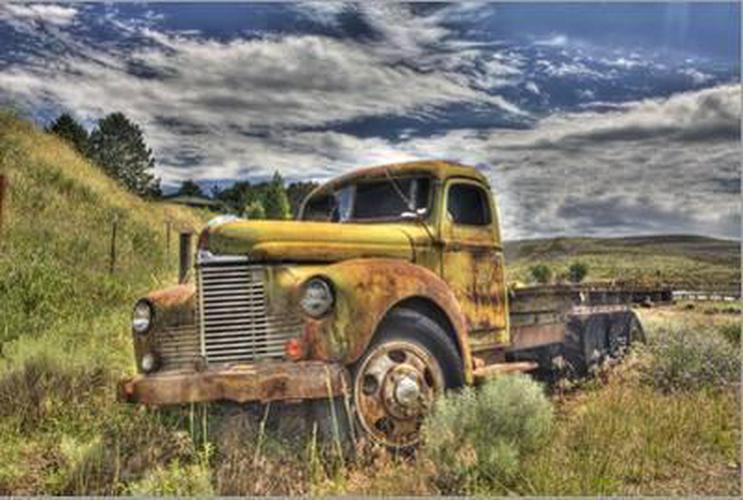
[128,460,213,495]
[641,322,740,392]
[518,362,740,496]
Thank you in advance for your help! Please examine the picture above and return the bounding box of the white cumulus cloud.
[0,3,78,27]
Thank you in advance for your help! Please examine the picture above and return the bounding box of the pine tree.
[287,180,320,217]
[47,113,88,154]
[87,112,160,197]
[262,171,291,220]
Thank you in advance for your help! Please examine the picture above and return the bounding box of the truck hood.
[205,219,431,262]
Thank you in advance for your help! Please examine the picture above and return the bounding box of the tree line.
[175,174,319,219]
[47,112,319,218]
[48,112,161,197]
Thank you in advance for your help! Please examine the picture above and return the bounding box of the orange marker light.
[284,338,305,360]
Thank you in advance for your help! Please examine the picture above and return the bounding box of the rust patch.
[119,361,350,405]
[132,284,197,371]
[302,258,474,384]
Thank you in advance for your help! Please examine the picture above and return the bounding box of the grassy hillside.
[0,111,208,494]
[504,235,740,289]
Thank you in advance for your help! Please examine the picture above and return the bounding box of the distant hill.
[504,235,740,289]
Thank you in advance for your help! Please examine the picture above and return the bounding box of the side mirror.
[400,207,427,221]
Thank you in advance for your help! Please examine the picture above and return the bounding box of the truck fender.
[132,283,196,365]
[304,258,473,382]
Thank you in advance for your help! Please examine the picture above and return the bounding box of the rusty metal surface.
[510,322,566,350]
[506,284,653,353]
[298,258,474,383]
[132,284,197,369]
[439,177,507,348]
[302,160,488,204]
[119,361,350,405]
[472,361,538,381]
[353,339,443,448]
[135,255,474,388]
[207,219,422,262]
[510,283,674,312]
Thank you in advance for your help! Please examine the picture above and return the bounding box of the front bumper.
[118,361,350,405]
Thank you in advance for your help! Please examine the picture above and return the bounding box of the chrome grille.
[198,262,302,364]
[155,324,200,370]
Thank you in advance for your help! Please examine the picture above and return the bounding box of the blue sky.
[0,2,739,239]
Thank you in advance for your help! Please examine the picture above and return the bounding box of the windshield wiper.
[383,167,414,212]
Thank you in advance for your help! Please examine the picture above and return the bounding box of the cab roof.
[312,160,488,196]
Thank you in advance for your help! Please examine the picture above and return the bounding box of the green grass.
[0,111,207,494]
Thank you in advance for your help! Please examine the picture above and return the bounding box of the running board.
[472,361,538,382]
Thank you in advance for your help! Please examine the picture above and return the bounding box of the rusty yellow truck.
[120,160,645,448]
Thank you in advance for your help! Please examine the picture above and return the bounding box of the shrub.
[717,321,740,346]
[643,323,740,392]
[568,261,589,283]
[421,374,553,493]
[529,264,552,284]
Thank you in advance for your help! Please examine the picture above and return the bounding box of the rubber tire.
[350,307,465,447]
[562,310,644,377]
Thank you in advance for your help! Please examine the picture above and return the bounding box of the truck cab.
[120,160,641,448]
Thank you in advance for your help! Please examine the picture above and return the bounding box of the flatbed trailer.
[504,284,666,376]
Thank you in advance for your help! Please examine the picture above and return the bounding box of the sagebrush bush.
[643,322,740,392]
[421,374,553,493]
[717,321,740,346]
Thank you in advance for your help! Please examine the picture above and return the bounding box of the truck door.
[440,179,508,351]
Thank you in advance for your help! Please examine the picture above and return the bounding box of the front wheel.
[351,308,464,448]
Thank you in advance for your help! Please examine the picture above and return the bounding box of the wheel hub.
[353,340,445,448]
[382,366,427,419]
[394,372,420,408]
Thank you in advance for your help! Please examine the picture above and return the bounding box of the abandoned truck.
[120,160,643,447]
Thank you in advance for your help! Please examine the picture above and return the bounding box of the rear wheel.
[351,308,464,448]
[563,310,644,376]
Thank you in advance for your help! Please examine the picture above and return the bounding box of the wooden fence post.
[166,220,172,256]
[109,213,118,274]
[0,175,6,234]
[179,231,193,284]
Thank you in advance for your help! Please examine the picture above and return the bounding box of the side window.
[447,183,492,226]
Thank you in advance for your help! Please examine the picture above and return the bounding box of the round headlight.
[132,300,152,334]
[300,277,334,318]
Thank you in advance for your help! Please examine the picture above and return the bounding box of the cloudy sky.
[0,2,739,240]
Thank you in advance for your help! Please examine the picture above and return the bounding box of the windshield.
[302,176,431,222]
